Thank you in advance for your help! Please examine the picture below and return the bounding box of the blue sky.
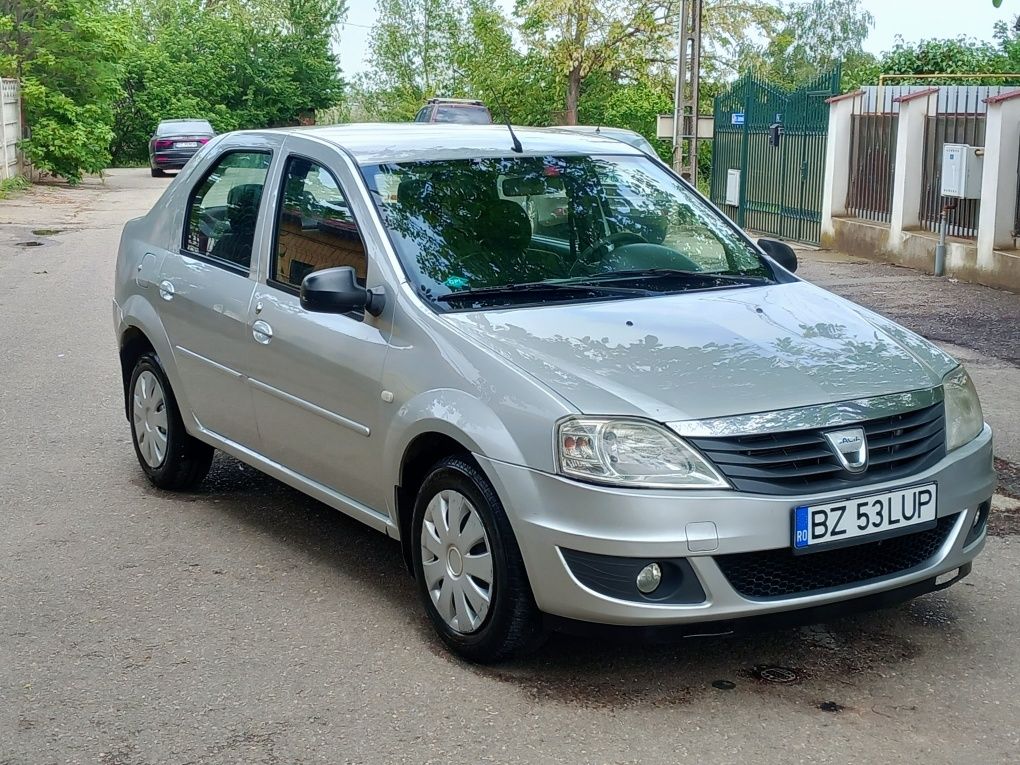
[337,0,1019,79]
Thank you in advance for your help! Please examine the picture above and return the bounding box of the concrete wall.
[825,218,1020,293]
[0,79,20,180]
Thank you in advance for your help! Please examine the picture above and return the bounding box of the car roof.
[545,126,656,152]
[242,123,645,164]
[427,98,485,106]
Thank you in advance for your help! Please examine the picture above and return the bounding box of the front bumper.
[478,424,994,627]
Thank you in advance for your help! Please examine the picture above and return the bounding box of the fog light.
[935,568,960,587]
[636,562,662,594]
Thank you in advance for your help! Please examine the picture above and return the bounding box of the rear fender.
[117,293,199,433]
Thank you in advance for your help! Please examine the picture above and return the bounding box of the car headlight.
[943,366,984,452]
[556,417,729,488]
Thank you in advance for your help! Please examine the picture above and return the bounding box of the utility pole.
[671,0,703,184]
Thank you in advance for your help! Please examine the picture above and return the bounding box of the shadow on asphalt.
[158,452,975,710]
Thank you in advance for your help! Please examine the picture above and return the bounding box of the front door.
[244,149,391,512]
[156,150,273,448]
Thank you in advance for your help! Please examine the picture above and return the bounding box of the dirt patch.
[818,700,846,713]
[471,612,932,708]
[989,507,1020,536]
[994,457,1020,499]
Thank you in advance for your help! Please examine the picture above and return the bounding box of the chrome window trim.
[668,387,944,438]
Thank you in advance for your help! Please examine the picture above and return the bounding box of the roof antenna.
[506,121,523,153]
[487,87,523,153]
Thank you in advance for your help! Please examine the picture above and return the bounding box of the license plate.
[175,141,198,148]
[793,483,937,552]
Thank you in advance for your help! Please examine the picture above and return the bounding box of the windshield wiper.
[435,281,651,303]
[556,268,771,287]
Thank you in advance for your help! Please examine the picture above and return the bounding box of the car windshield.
[363,154,775,310]
[434,105,491,124]
[157,120,213,135]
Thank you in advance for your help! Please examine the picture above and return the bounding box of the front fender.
[383,388,533,490]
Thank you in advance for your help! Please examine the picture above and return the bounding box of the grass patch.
[0,175,30,200]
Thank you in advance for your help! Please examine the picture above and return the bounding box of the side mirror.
[300,266,385,316]
[757,238,798,273]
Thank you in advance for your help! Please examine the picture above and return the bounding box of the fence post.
[888,88,939,248]
[976,90,1020,271]
[820,90,864,245]
[0,82,8,182]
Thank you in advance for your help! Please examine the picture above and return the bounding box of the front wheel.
[411,456,543,662]
[128,352,213,490]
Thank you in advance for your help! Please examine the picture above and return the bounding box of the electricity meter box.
[941,144,984,199]
[725,169,741,206]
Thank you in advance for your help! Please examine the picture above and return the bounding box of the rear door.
[156,148,274,448]
[243,141,392,512]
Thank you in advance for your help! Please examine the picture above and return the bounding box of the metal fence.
[846,108,897,222]
[919,88,989,238]
[0,79,20,180]
[842,85,1020,240]
[710,67,840,245]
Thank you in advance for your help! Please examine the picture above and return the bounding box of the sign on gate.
[709,67,841,245]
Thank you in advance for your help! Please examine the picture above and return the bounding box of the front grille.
[716,514,957,600]
[689,402,946,495]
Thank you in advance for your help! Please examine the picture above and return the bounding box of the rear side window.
[272,157,367,290]
[183,151,271,271]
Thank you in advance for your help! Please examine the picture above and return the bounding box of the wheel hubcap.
[132,370,169,468]
[420,489,493,634]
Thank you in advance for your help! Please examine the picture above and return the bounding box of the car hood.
[442,281,957,422]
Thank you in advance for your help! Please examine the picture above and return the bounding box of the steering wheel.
[569,231,647,276]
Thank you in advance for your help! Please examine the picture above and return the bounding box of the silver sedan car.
[113,124,994,662]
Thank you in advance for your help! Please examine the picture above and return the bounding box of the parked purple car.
[148,119,215,177]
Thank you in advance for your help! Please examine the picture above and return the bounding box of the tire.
[411,456,543,662]
[128,352,213,490]
[150,167,165,178]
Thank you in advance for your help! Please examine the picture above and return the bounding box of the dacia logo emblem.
[823,427,868,473]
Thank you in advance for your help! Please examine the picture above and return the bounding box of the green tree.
[111,0,346,164]
[750,0,874,86]
[702,0,784,79]
[515,0,675,125]
[859,36,1011,86]
[453,0,562,125]
[0,0,129,183]
[364,0,466,120]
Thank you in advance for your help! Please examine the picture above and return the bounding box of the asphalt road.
[1,169,1019,765]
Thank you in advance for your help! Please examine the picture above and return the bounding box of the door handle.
[252,319,273,345]
[158,280,175,301]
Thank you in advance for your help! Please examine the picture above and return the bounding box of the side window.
[184,151,271,270]
[273,157,368,290]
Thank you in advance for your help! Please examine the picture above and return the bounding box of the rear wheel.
[411,456,543,662]
[128,352,213,490]
[150,167,165,178]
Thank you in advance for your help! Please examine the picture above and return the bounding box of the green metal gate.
[710,67,841,245]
